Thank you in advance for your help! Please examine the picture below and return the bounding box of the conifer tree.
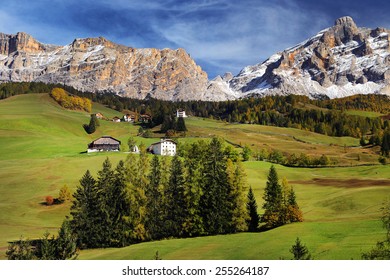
[55,218,78,260]
[262,165,284,228]
[70,170,102,248]
[39,231,56,260]
[200,137,229,234]
[6,237,35,260]
[247,187,260,232]
[145,155,165,240]
[161,115,175,133]
[286,186,303,223]
[126,145,149,241]
[84,114,99,134]
[183,143,204,236]
[109,160,132,246]
[226,159,249,232]
[290,237,312,260]
[164,155,187,237]
[97,158,115,246]
[381,130,390,157]
[176,116,187,132]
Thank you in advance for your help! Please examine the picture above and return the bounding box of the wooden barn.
[87,136,121,153]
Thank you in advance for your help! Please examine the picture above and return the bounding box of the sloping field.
[1,93,390,260]
[185,117,380,166]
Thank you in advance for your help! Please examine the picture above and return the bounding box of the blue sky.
[0,0,388,78]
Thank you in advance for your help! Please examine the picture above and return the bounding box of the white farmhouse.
[148,139,177,156]
[176,109,187,118]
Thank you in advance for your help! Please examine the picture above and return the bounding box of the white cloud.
[151,1,332,76]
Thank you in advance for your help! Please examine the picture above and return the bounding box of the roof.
[90,136,121,145]
[149,139,177,146]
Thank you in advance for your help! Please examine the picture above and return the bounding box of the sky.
[0,0,389,78]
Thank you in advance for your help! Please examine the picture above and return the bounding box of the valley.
[1,93,390,260]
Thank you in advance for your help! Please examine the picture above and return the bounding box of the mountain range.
[0,16,389,101]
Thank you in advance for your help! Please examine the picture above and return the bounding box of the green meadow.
[0,93,390,260]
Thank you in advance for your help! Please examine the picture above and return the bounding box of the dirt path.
[291,178,390,188]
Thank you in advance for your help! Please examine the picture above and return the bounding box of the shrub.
[45,196,54,206]
[58,185,72,203]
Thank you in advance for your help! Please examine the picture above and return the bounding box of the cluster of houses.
[87,136,176,156]
[96,109,186,124]
[96,112,152,124]
[87,109,187,155]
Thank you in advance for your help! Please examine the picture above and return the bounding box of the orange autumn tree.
[50,88,91,112]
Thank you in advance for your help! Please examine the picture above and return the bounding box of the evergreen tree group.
[261,166,303,229]
[69,137,250,249]
[6,219,78,260]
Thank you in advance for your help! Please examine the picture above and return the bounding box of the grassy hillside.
[79,161,390,260]
[0,94,132,257]
[1,93,390,260]
[185,117,379,166]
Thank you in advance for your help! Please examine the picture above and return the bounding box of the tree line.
[2,82,390,143]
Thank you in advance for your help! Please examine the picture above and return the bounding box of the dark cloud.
[0,0,388,78]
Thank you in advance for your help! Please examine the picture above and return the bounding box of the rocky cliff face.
[0,32,210,101]
[1,17,389,101]
[217,16,390,99]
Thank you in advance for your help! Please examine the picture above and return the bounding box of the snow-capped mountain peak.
[211,16,390,100]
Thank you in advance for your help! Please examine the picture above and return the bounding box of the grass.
[1,93,390,260]
[185,117,379,166]
[78,220,384,260]
[77,162,390,260]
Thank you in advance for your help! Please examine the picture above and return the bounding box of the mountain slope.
[0,33,211,101]
[212,16,390,99]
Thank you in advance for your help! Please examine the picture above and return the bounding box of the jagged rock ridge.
[213,16,390,99]
[0,32,211,101]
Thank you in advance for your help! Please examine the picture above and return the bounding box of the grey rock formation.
[0,32,212,101]
[217,16,390,99]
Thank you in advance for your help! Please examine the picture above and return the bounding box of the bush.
[58,185,72,203]
[45,196,54,206]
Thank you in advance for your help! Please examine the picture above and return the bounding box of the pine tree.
[290,237,312,260]
[96,158,115,246]
[55,218,78,260]
[176,116,187,132]
[200,137,229,234]
[39,231,56,260]
[145,155,165,240]
[164,155,187,237]
[226,159,249,232]
[6,237,35,260]
[126,145,149,242]
[286,186,303,223]
[182,143,205,236]
[161,115,175,133]
[109,160,132,246]
[70,170,102,248]
[381,130,390,157]
[85,114,99,134]
[262,165,284,228]
[246,187,260,232]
